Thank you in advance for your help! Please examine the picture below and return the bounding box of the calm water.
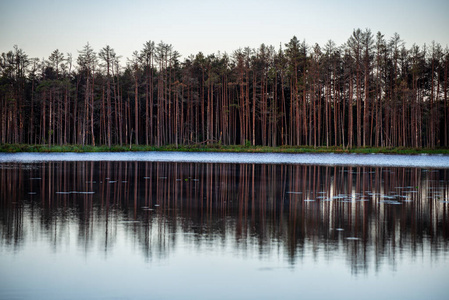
[1,154,449,299]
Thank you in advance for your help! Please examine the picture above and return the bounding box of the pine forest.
[1,29,448,149]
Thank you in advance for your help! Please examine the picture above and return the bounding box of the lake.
[1,152,449,300]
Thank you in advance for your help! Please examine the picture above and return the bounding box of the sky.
[1,0,448,64]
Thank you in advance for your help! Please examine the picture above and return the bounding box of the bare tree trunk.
[135,76,139,145]
[91,75,95,146]
[349,74,353,148]
[444,53,448,147]
[252,71,256,146]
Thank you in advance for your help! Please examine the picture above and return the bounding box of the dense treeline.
[1,29,448,148]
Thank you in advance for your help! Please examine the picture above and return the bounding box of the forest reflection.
[1,161,448,274]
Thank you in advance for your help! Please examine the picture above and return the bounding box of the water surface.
[1,155,448,299]
[1,151,449,168]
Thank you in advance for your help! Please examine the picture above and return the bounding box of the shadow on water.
[1,161,449,276]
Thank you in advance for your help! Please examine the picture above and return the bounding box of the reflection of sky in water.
[2,227,447,300]
[1,152,449,168]
[1,160,448,299]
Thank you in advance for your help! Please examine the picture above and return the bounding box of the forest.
[1,29,448,149]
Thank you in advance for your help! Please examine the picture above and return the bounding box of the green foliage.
[1,143,449,155]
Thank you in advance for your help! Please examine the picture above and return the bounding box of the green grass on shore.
[1,143,448,155]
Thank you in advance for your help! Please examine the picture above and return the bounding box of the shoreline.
[1,143,449,155]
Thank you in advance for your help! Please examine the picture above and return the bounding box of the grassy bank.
[1,143,448,155]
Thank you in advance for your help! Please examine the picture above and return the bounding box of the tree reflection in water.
[1,162,448,275]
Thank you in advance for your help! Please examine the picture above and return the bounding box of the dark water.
[1,161,448,300]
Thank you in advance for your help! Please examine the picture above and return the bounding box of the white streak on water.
[0,152,449,168]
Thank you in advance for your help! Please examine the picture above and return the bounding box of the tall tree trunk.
[134,76,139,145]
[348,74,353,148]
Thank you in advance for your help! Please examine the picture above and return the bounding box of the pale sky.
[1,0,448,64]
